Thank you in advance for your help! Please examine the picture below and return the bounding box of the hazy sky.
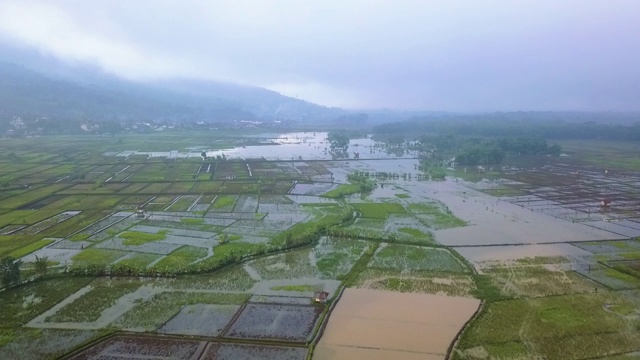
[0,0,639,111]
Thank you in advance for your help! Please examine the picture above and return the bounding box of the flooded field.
[314,289,480,360]
[3,133,640,359]
[104,132,420,161]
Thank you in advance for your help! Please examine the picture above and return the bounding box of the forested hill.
[372,113,640,141]
[0,62,346,122]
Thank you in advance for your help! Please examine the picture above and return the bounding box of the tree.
[1,257,21,288]
[219,233,229,244]
[34,255,49,277]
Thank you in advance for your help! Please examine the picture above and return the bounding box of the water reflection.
[106,132,419,160]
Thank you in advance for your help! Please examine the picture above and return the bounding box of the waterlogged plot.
[115,252,162,269]
[116,292,248,331]
[354,268,476,297]
[0,329,101,360]
[71,248,128,266]
[353,203,389,219]
[577,267,640,290]
[314,237,368,279]
[457,293,640,359]
[408,202,467,229]
[234,195,259,212]
[0,277,94,328]
[485,265,603,297]
[68,335,204,360]
[14,211,80,235]
[159,304,240,336]
[152,245,209,270]
[202,343,308,360]
[95,236,182,255]
[154,266,256,291]
[166,195,199,211]
[46,278,142,323]
[370,244,468,273]
[249,249,319,280]
[226,304,322,342]
[68,212,132,239]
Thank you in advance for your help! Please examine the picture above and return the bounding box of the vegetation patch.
[120,230,169,246]
[322,184,361,198]
[46,279,141,323]
[484,266,601,298]
[270,284,316,292]
[180,218,204,225]
[370,244,468,273]
[353,203,388,219]
[354,268,475,297]
[72,248,127,266]
[457,293,640,359]
[115,253,162,270]
[152,246,208,271]
[115,291,248,330]
[407,202,466,229]
[8,238,54,258]
[0,277,93,328]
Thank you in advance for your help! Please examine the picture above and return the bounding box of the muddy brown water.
[314,288,480,360]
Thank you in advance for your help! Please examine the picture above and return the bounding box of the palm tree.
[34,255,49,277]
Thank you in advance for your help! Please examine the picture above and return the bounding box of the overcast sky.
[0,0,639,111]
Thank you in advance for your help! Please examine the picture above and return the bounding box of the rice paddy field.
[1,133,640,359]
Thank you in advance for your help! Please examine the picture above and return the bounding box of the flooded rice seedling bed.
[159,234,217,248]
[68,335,204,360]
[234,195,260,212]
[94,237,182,255]
[129,225,216,239]
[576,267,640,290]
[115,292,248,331]
[69,212,132,238]
[14,211,80,235]
[226,303,322,342]
[71,248,129,266]
[165,183,198,194]
[353,268,476,297]
[249,295,312,305]
[0,329,101,360]
[46,278,142,323]
[114,252,162,269]
[202,343,308,360]
[0,277,94,328]
[407,202,467,229]
[165,195,200,211]
[575,239,640,254]
[258,194,294,205]
[159,304,240,336]
[249,249,319,280]
[314,237,368,279]
[82,217,141,242]
[153,266,256,291]
[370,244,469,273]
[484,265,604,297]
[0,224,27,235]
[143,217,226,230]
[152,245,209,270]
[191,181,224,193]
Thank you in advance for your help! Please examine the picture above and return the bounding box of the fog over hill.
[0,60,352,123]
